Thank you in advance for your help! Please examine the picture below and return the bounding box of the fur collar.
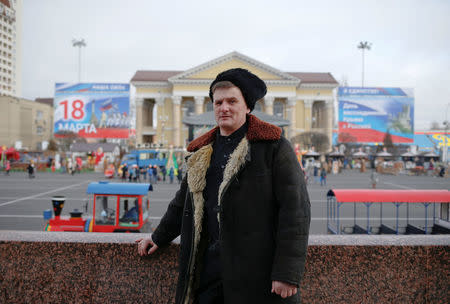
[187,114,281,152]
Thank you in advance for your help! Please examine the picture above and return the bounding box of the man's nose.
[220,102,230,112]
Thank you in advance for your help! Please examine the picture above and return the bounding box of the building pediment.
[168,51,300,86]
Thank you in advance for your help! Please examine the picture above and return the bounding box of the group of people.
[304,161,327,186]
[120,164,184,184]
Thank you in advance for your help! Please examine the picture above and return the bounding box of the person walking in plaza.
[313,164,319,184]
[168,167,174,184]
[177,167,183,184]
[5,160,10,175]
[121,164,128,181]
[147,165,154,184]
[370,170,379,189]
[128,165,134,182]
[27,162,35,178]
[160,166,166,183]
[153,165,159,184]
[136,68,311,304]
[320,166,327,186]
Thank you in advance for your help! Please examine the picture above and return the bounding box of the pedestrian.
[122,164,128,181]
[168,167,174,184]
[136,68,311,304]
[161,166,166,182]
[320,167,327,186]
[5,160,10,175]
[135,165,141,182]
[141,166,147,181]
[313,164,319,184]
[370,170,378,189]
[153,165,159,184]
[177,167,183,184]
[27,162,35,178]
[147,165,154,184]
[128,165,134,182]
[439,166,445,178]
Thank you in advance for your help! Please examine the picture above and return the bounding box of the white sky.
[22,0,450,130]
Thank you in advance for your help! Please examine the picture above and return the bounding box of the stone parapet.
[0,231,448,303]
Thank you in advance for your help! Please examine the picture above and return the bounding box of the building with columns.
[131,52,338,149]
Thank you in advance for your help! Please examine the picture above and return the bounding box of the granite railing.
[0,231,448,304]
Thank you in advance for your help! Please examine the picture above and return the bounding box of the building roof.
[70,142,119,153]
[287,72,338,84]
[131,70,182,82]
[35,98,53,107]
[131,70,337,84]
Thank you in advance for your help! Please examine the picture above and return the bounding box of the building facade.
[0,96,53,150]
[131,52,338,149]
[0,0,22,97]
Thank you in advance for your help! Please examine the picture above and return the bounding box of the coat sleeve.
[270,137,311,286]
[151,175,188,247]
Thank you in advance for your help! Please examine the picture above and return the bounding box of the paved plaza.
[0,170,448,234]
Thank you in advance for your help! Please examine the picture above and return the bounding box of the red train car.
[44,181,153,233]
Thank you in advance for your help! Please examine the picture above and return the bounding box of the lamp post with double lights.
[72,38,86,82]
[357,41,371,87]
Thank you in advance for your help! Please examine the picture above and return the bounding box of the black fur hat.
[209,68,267,112]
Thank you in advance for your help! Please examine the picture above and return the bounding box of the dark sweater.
[199,122,248,288]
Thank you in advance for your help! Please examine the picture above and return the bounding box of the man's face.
[213,86,250,136]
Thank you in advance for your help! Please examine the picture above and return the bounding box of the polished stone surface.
[0,232,449,303]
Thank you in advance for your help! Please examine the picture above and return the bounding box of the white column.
[304,99,314,131]
[172,96,182,147]
[135,98,144,145]
[264,96,274,115]
[287,97,297,139]
[194,96,204,114]
[155,97,165,144]
[324,99,334,150]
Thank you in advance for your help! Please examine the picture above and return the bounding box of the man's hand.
[135,236,159,256]
[271,281,298,298]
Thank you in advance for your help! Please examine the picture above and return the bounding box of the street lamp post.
[72,38,86,83]
[357,41,371,87]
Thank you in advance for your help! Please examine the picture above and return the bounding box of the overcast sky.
[22,0,450,130]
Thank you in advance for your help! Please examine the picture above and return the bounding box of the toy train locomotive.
[43,181,153,233]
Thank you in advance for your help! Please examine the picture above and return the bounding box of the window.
[274,100,285,118]
[254,100,263,112]
[95,195,117,225]
[205,101,213,112]
[119,197,140,227]
[36,110,44,121]
[182,100,195,116]
[36,126,43,135]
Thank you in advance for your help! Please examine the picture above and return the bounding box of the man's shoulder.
[187,127,218,152]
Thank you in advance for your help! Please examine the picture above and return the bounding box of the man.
[136,68,311,304]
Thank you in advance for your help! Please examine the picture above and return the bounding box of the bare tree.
[291,131,330,153]
[430,121,443,130]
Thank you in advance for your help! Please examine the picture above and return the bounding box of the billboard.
[338,87,414,144]
[54,83,130,138]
